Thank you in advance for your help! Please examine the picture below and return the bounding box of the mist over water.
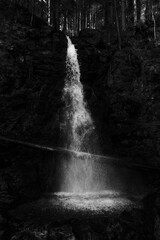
[59,36,105,193]
[55,36,147,196]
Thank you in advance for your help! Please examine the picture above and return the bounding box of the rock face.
[0,9,67,145]
[0,6,67,234]
[75,27,160,166]
[0,18,159,162]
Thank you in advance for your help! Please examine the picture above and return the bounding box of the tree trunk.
[30,0,35,26]
[114,0,121,49]
[76,0,81,32]
[46,0,50,24]
[104,0,110,28]
[63,10,67,34]
[104,0,113,43]
[141,0,147,22]
[52,0,59,30]
[81,0,85,30]
[152,6,156,40]
[50,0,54,25]
[41,0,44,19]
[128,0,134,24]
[77,10,80,33]
[88,0,91,28]
[134,0,137,24]
[121,0,126,31]
[136,0,141,21]
[146,0,153,20]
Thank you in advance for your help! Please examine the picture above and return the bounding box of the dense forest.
[7,0,160,40]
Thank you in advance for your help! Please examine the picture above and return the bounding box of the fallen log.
[0,135,160,173]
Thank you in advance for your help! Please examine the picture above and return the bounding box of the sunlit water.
[59,36,105,193]
[49,191,141,213]
[63,36,94,152]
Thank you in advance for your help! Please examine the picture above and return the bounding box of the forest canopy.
[6,0,160,39]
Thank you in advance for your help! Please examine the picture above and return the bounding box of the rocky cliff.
[76,26,160,167]
[0,4,67,146]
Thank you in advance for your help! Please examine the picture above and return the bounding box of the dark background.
[0,0,160,239]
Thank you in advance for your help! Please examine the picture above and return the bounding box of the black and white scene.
[0,0,160,239]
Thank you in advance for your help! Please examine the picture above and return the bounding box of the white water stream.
[59,36,105,193]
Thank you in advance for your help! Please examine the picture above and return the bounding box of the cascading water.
[59,36,105,193]
[63,37,94,152]
[54,36,147,200]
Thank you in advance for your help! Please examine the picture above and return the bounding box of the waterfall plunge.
[55,38,146,195]
[63,37,94,152]
[59,36,105,193]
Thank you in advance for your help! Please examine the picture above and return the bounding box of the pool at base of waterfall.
[8,191,146,240]
[49,190,142,214]
[10,191,143,224]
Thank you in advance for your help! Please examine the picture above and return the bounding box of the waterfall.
[63,37,94,152]
[59,36,104,193]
